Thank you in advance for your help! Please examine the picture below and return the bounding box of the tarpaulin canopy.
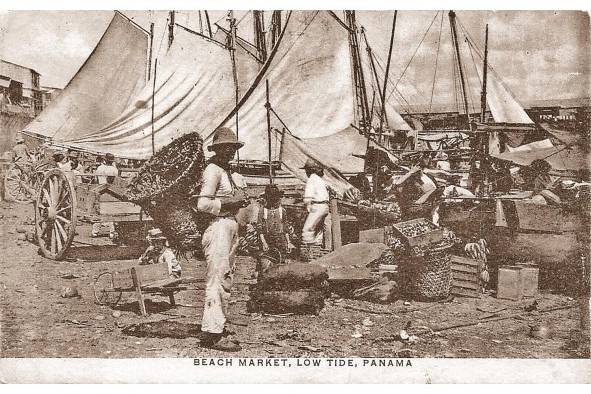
[23,12,149,142]
[65,26,260,158]
[494,141,589,172]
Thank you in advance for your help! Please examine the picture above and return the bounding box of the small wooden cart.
[93,262,188,316]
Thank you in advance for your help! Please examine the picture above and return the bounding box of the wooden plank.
[452,271,479,282]
[131,267,147,316]
[451,286,480,298]
[111,269,134,290]
[452,279,480,290]
[359,228,385,244]
[135,262,170,285]
[450,255,480,266]
[451,265,478,274]
[329,198,342,250]
[98,201,142,216]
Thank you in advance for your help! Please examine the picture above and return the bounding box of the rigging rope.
[428,12,445,116]
[387,11,440,103]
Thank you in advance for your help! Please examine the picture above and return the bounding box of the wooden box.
[497,266,523,301]
[391,218,445,248]
[450,255,481,298]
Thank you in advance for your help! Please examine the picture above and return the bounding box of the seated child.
[256,184,295,273]
[138,228,182,279]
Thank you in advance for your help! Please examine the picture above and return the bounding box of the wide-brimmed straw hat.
[208,127,244,152]
[300,158,322,170]
[146,228,167,241]
[261,184,284,199]
[434,151,449,161]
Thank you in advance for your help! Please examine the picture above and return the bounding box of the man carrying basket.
[196,127,249,352]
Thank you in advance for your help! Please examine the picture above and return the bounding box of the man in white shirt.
[301,159,330,247]
[91,152,119,237]
[196,127,249,352]
[95,153,119,185]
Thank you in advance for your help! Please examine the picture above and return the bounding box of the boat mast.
[204,11,213,38]
[253,10,268,62]
[168,11,175,48]
[265,80,273,184]
[270,11,282,49]
[480,24,489,123]
[378,10,397,136]
[228,11,240,165]
[147,22,154,81]
[345,11,371,133]
[449,10,471,128]
[362,29,387,129]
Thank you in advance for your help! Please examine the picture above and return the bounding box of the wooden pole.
[168,11,175,48]
[378,10,397,134]
[204,11,213,38]
[228,11,240,166]
[148,23,154,81]
[480,24,489,123]
[449,10,471,128]
[151,59,158,156]
[329,198,342,250]
[265,79,273,184]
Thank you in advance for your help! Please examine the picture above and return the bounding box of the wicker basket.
[126,133,207,250]
[401,244,452,301]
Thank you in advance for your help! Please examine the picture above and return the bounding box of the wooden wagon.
[33,168,152,260]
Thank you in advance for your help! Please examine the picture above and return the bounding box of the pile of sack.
[248,263,329,315]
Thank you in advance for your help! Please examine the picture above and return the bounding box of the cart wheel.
[34,169,76,260]
[4,162,35,203]
[93,272,122,306]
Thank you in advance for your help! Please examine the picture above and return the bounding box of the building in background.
[0,59,43,116]
[40,86,62,108]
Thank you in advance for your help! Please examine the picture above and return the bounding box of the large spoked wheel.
[34,169,77,260]
[93,272,122,306]
[4,162,35,203]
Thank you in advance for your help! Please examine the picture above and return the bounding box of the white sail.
[216,11,357,162]
[23,12,149,142]
[65,26,260,158]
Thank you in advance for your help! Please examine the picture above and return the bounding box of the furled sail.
[23,12,149,142]
[65,26,260,158]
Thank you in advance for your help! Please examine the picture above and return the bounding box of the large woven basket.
[401,244,452,301]
[126,133,207,250]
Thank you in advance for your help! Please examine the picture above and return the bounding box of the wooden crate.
[450,255,481,298]
[392,218,445,248]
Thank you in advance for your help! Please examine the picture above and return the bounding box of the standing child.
[256,184,295,273]
[138,228,182,279]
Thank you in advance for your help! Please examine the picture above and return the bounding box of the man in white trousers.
[196,127,249,352]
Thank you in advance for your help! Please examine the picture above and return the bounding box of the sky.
[0,9,588,107]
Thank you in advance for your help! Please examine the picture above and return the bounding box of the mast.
[198,11,204,34]
[204,11,213,38]
[228,11,240,165]
[449,10,470,128]
[147,22,154,81]
[168,11,175,48]
[480,24,489,123]
[265,80,273,184]
[270,11,282,49]
[253,10,268,62]
[151,59,158,156]
[345,11,371,132]
[378,10,397,135]
[362,29,386,129]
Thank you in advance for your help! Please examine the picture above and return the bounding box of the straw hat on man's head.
[146,228,167,241]
[208,127,244,152]
[300,158,323,171]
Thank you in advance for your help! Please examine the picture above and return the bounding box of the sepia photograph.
[0,2,589,383]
